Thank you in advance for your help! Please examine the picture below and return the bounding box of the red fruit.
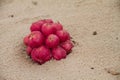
[30,19,53,32]
[44,19,53,23]
[41,23,56,36]
[52,22,63,31]
[26,46,32,55]
[52,46,67,60]
[23,35,29,46]
[30,20,45,32]
[28,31,44,48]
[61,40,73,53]
[56,30,70,42]
[31,46,52,64]
[46,34,60,48]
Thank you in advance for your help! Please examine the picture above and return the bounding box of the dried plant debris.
[72,40,79,46]
[105,68,120,75]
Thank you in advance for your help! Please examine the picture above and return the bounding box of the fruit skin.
[56,30,70,42]
[61,40,73,53]
[30,19,53,32]
[26,46,32,55]
[52,46,67,60]
[52,22,63,31]
[46,34,60,48]
[30,20,44,32]
[23,19,74,64]
[44,19,53,23]
[23,35,29,46]
[31,46,52,64]
[28,31,44,48]
[41,23,56,36]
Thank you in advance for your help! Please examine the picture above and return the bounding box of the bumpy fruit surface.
[30,19,53,32]
[61,40,73,53]
[52,22,63,31]
[24,35,29,46]
[44,19,53,23]
[41,23,56,36]
[24,19,74,64]
[31,46,52,64]
[28,31,44,48]
[52,46,67,60]
[56,30,70,42]
[26,46,32,55]
[46,34,60,48]
[30,20,44,32]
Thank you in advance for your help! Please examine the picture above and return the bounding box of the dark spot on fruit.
[93,31,97,35]
[32,1,37,5]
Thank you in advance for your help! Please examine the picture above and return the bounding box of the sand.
[0,0,120,80]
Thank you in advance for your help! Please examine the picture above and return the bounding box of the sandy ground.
[0,0,120,80]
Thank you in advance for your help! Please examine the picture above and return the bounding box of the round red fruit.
[31,46,52,64]
[41,23,56,36]
[52,22,63,31]
[56,30,70,42]
[52,46,67,60]
[61,40,73,53]
[23,35,29,46]
[26,46,32,55]
[46,34,60,48]
[44,19,53,23]
[28,31,44,48]
[30,20,45,32]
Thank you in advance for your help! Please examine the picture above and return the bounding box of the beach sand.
[0,0,120,80]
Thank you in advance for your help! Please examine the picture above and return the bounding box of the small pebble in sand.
[116,37,118,40]
[93,31,97,35]
[32,1,37,5]
[91,67,94,69]
[9,15,14,18]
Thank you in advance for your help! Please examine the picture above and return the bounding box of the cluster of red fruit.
[23,19,73,65]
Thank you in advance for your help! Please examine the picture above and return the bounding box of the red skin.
[56,30,70,42]
[28,31,44,48]
[23,35,29,46]
[23,19,74,64]
[30,19,53,32]
[30,20,44,32]
[44,19,53,23]
[41,23,56,36]
[52,46,67,60]
[31,46,52,64]
[46,34,60,48]
[61,40,73,53]
[26,46,32,55]
[52,22,63,31]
